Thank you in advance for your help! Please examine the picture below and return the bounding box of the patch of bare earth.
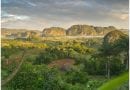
[48,59,75,71]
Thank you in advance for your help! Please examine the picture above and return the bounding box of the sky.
[1,0,129,30]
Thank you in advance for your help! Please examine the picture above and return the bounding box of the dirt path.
[1,51,25,86]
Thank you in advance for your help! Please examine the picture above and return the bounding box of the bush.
[65,68,88,85]
[7,64,64,90]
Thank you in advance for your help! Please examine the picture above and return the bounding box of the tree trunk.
[125,52,129,70]
[107,59,110,79]
[105,61,107,78]
[107,56,111,79]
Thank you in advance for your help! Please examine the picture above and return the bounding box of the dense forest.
[1,29,129,90]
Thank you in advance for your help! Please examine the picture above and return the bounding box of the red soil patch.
[48,59,75,69]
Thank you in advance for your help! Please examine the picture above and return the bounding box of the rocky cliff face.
[2,25,128,38]
[94,26,116,35]
[67,25,117,36]
[42,27,66,36]
[42,25,128,37]
[66,25,96,36]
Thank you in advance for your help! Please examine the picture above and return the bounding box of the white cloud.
[1,0,129,29]
[23,0,37,7]
[120,14,128,20]
[110,13,128,21]
[2,12,30,23]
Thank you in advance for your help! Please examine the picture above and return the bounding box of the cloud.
[2,11,30,23]
[23,0,37,7]
[1,0,129,29]
[120,14,128,20]
[110,13,128,21]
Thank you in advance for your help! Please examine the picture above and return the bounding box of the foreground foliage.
[2,30,129,90]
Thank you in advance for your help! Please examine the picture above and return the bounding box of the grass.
[98,72,129,90]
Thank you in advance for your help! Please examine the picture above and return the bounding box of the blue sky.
[1,0,129,30]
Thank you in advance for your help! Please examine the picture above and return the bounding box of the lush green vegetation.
[98,72,129,90]
[1,30,129,90]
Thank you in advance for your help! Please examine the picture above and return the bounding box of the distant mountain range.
[1,28,41,39]
[1,25,128,39]
[42,25,128,37]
